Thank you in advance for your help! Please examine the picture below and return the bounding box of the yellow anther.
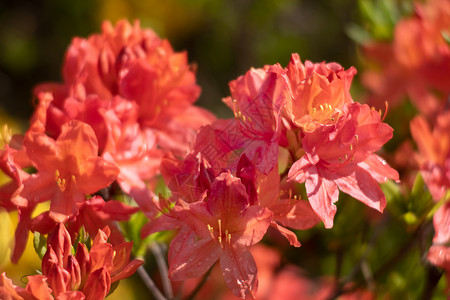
[242,115,246,122]
[350,144,353,151]
[320,104,324,111]
[207,224,215,239]
[328,104,332,110]
[227,233,231,243]
[55,170,60,178]
[71,175,76,183]
[218,236,222,244]
[293,195,298,200]
[312,107,316,115]
[355,135,359,141]
[345,154,348,160]
[238,111,242,119]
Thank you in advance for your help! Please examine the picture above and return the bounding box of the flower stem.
[137,265,167,300]
[151,242,173,299]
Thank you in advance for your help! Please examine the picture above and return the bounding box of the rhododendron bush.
[1,0,450,298]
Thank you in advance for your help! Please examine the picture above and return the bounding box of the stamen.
[207,224,215,239]
[312,107,316,115]
[381,101,389,122]
[293,195,298,200]
[350,144,353,151]
[242,115,246,122]
[71,175,76,183]
[218,219,222,239]
[289,189,292,200]
[320,104,324,111]
[227,233,231,243]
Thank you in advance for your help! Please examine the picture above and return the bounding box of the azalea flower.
[18,120,119,221]
[3,120,118,262]
[0,224,143,300]
[33,20,215,217]
[410,111,450,201]
[361,0,450,117]
[217,64,288,174]
[288,102,399,228]
[283,53,356,132]
[427,202,450,294]
[143,166,273,299]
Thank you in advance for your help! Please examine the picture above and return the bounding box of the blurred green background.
[0,0,361,124]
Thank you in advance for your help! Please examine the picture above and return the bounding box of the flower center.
[310,102,341,125]
[55,170,76,192]
[207,219,231,249]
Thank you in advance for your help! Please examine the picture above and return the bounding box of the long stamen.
[207,224,215,240]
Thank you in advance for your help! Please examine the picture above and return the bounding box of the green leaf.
[33,232,47,260]
[442,31,450,45]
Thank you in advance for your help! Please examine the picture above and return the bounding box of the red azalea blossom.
[283,53,356,132]
[0,224,143,300]
[35,19,214,156]
[31,19,214,218]
[2,120,119,262]
[362,0,450,117]
[219,64,287,174]
[144,170,273,299]
[410,111,450,201]
[428,202,450,293]
[19,120,119,221]
[288,102,399,228]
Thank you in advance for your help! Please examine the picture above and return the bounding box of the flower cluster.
[0,19,400,299]
[0,224,142,299]
[142,54,398,298]
[362,0,450,118]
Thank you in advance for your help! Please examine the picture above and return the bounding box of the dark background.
[0,0,360,124]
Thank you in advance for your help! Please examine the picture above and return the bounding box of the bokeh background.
[0,0,364,124]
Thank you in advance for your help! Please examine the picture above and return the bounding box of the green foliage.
[347,0,413,44]
[33,232,47,260]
